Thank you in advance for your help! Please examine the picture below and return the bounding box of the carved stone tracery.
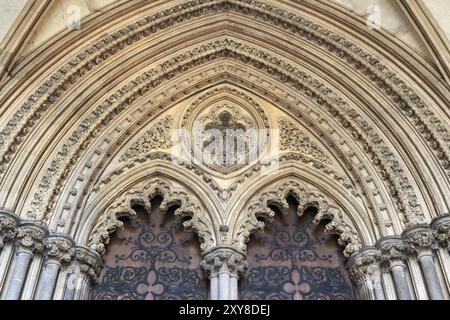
[26,39,424,227]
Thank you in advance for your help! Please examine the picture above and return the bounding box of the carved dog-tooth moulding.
[88,178,215,256]
[93,151,355,205]
[233,179,362,257]
[26,39,423,227]
[119,115,174,162]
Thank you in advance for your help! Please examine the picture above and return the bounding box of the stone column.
[63,245,102,300]
[404,225,445,300]
[378,236,413,300]
[201,247,247,301]
[3,221,47,300]
[34,235,74,300]
[348,247,385,300]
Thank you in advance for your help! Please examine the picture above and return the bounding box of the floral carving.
[403,226,434,254]
[347,250,380,287]
[120,116,173,162]
[45,236,75,264]
[1,0,446,182]
[0,211,19,249]
[15,222,48,253]
[377,238,407,267]
[279,119,332,165]
[201,247,248,277]
[432,215,450,248]
[73,246,102,284]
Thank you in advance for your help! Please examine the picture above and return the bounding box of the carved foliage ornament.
[1,0,447,177]
[234,180,362,257]
[120,116,173,162]
[279,119,332,165]
[180,86,270,176]
[16,223,48,253]
[88,179,215,256]
[45,236,75,264]
[0,212,19,249]
[27,39,423,227]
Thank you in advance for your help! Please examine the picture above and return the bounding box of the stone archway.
[92,196,208,300]
[240,198,357,300]
[0,0,448,301]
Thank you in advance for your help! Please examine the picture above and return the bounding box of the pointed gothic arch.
[0,0,448,300]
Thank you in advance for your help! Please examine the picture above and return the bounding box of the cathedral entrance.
[92,196,356,300]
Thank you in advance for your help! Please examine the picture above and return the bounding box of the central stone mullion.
[201,246,247,301]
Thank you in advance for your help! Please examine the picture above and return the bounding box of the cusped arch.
[230,174,372,257]
[76,163,225,257]
[88,178,214,256]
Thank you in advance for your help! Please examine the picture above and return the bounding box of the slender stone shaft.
[218,272,230,300]
[417,254,444,300]
[229,276,238,300]
[34,262,60,300]
[391,264,412,300]
[3,251,33,300]
[209,275,219,300]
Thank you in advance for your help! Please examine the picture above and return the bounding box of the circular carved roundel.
[179,86,270,177]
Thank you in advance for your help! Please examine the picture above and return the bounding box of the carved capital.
[201,246,247,278]
[347,247,380,287]
[431,214,450,249]
[377,236,407,268]
[45,235,75,265]
[73,245,102,284]
[0,209,19,249]
[15,221,48,254]
[403,225,435,255]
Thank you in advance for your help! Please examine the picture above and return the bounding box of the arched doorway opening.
[240,196,357,300]
[92,196,208,300]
